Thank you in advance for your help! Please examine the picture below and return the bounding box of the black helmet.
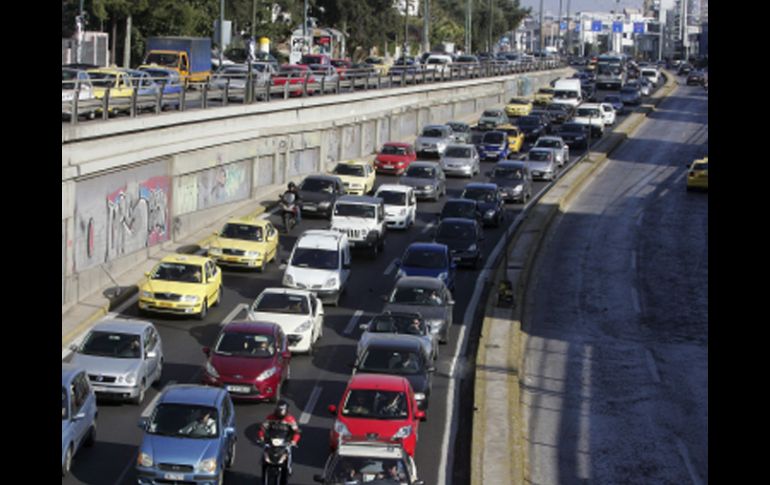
[287,182,296,190]
[275,399,289,418]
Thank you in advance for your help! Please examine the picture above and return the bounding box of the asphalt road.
[522,81,708,485]
[61,83,652,485]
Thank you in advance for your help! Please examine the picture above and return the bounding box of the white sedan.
[248,288,324,354]
[599,103,617,126]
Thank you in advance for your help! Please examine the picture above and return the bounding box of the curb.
[471,71,678,485]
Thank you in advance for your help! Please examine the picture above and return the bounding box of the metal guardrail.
[62,59,566,125]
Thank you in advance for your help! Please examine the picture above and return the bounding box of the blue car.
[137,66,183,109]
[136,384,237,485]
[62,363,98,477]
[479,130,510,161]
[396,242,456,291]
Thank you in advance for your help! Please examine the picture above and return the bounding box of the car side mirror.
[202,347,210,356]
[415,409,426,421]
[73,412,87,421]
[448,300,455,306]
[282,351,292,360]
[224,427,236,437]
[137,417,149,430]
[69,343,79,352]
[427,366,436,373]
[328,404,337,415]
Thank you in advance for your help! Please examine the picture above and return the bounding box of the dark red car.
[375,142,417,176]
[201,321,291,402]
[271,64,318,97]
[328,373,424,457]
[331,58,352,79]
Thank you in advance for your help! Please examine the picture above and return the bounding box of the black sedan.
[516,115,547,141]
[298,174,346,219]
[545,103,574,124]
[433,218,484,268]
[686,70,706,86]
[439,198,482,224]
[558,123,589,149]
[460,182,505,227]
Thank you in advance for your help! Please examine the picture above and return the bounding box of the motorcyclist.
[257,399,301,475]
[281,182,302,225]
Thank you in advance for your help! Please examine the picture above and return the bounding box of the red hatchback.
[271,65,317,97]
[201,321,291,402]
[375,142,417,176]
[328,373,425,457]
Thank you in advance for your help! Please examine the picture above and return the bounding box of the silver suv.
[415,124,454,158]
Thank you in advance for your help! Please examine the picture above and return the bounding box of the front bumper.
[499,188,525,202]
[413,186,438,199]
[300,202,332,217]
[443,165,474,176]
[210,254,265,268]
[138,299,203,316]
[202,373,280,401]
[480,151,504,161]
[90,382,141,400]
[136,466,222,485]
[343,186,368,196]
[385,213,410,228]
[375,163,407,175]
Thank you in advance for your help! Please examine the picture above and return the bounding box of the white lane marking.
[141,380,176,418]
[438,268,490,485]
[300,385,323,425]
[631,288,641,314]
[222,303,249,326]
[644,349,661,384]
[676,437,704,485]
[343,310,365,336]
[421,222,435,234]
[384,258,399,276]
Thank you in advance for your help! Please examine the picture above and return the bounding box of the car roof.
[297,230,344,250]
[362,335,424,352]
[90,318,154,335]
[409,161,440,168]
[160,384,225,407]
[335,159,371,167]
[394,276,446,289]
[376,184,412,193]
[159,254,211,266]
[446,143,475,150]
[348,373,410,391]
[257,287,312,298]
[406,242,448,253]
[382,142,412,148]
[336,195,383,205]
[495,160,527,169]
[302,174,341,182]
[224,217,271,228]
[444,198,476,205]
[578,103,601,108]
[439,217,477,226]
[537,136,563,142]
[222,320,280,334]
[464,182,498,190]
[422,124,449,130]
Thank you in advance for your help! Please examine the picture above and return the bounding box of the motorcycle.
[282,204,298,233]
[260,421,295,485]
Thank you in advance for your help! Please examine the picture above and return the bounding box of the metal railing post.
[179,84,186,112]
[70,81,80,125]
[102,89,110,120]
[130,87,137,117]
[202,82,209,109]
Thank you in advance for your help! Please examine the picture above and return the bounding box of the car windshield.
[368,314,425,335]
[300,178,336,193]
[536,140,561,148]
[509,98,528,104]
[421,128,444,138]
[148,404,219,439]
[445,147,472,158]
[291,248,339,270]
[381,145,408,156]
[692,163,709,171]
[604,96,620,103]
[391,286,445,306]
[403,248,447,269]
[142,69,172,80]
[145,53,179,67]
[62,387,68,420]
[621,88,637,94]
[220,223,263,241]
[88,72,117,87]
[334,204,376,218]
[341,389,408,419]
[577,108,601,117]
[334,164,366,177]
[378,191,407,206]
[462,188,496,202]
[482,132,505,144]
[404,166,435,179]
[538,88,554,94]
[253,293,309,315]
[546,104,566,112]
[494,167,524,180]
[151,262,203,283]
[437,222,475,240]
[561,123,584,133]
[448,123,469,132]
[528,151,552,162]
[80,331,141,359]
[554,90,578,99]
[482,110,501,118]
[359,348,424,375]
[214,331,275,358]
[442,202,475,218]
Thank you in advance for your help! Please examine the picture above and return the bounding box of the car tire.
[226,442,237,468]
[62,444,73,477]
[132,380,146,405]
[84,424,96,448]
[198,300,208,321]
[213,286,222,307]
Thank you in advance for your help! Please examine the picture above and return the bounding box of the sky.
[519,0,644,17]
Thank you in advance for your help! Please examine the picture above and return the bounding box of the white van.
[425,54,453,75]
[640,68,660,87]
[374,184,417,230]
[283,230,351,306]
[552,78,582,108]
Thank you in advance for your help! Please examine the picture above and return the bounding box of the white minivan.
[282,230,351,306]
[552,78,583,108]
[374,184,417,229]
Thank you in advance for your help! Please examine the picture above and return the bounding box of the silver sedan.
[441,144,480,178]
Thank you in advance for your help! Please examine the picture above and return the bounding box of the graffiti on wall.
[174,161,251,216]
[74,161,171,271]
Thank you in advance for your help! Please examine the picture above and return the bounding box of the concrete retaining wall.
[61,68,571,312]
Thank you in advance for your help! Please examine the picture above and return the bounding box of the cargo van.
[283,230,351,306]
[551,78,582,108]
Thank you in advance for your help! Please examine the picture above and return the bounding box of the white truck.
[551,78,582,108]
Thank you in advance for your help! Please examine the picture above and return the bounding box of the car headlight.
[141,291,153,298]
[512,185,523,194]
[392,425,413,440]
[205,360,219,379]
[197,458,217,474]
[208,247,222,256]
[485,209,496,218]
[319,201,331,208]
[180,295,200,303]
[295,320,313,333]
[414,393,426,402]
[118,374,137,385]
[244,250,260,258]
[467,244,477,252]
[426,320,443,334]
[423,185,434,191]
[283,273,294,286]
[325,277,338,289]
[438,272,448,281]
[137,452,153,468]
[257,367,278,381]
[334,420,351,437]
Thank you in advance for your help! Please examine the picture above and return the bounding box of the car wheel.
[62,444,73,477]
[198,300,208,321]
[226,442,237,468]
[154,359,164,386]
[84,424,96,447]
[132,380,146,405]
[213,286,222,306]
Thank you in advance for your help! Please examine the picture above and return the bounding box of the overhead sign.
[634,22,645,34]
[560,21,567,31]
[612,21,623,33]
[575,22,580,33]
[592,20,603,32]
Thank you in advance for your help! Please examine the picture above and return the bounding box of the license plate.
[164,473,185,480]
[226,385,251,394]
[158,302,174,308]
[532,172,541,176]
[384,165,394,169]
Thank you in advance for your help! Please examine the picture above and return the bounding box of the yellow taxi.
[686,157,708,191]
[329,160,376,195]
[498,124,526,153]
[363,56,392,76]
[504,97,533,118]
[87,67,135,115]
[207,217,280,271]
[534,87,555,105]
[138,254,222,320]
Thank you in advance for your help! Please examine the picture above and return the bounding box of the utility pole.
[539,0,544,55]
[465,0,472,54]
[251,0,257,38]
[488,0,493,53]
[558,0,563,54]
[219,0,225,66]
[404,0,409,58]
[123,14,132,68]
[423,0,430,53]
[566,0,571,55]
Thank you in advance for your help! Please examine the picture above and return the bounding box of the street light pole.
[219,0,225,67]
[465,0,472,54]
[539,0,544,55]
